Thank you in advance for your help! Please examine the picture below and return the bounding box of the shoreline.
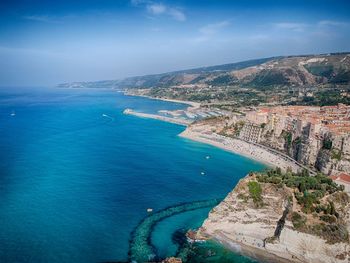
[123,94,301,172]
[179,128,300,172]
[124,92,201,109]
[211,233,294,263]
[123,94,312,262]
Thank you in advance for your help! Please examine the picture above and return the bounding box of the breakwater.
[123,109,192,126]
[128,199,220,262]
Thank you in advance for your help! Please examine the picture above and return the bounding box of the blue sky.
[1,0,350,86]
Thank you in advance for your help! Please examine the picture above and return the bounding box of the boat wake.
[102,113,115,122]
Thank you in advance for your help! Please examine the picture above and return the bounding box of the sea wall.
[124,109,192,126]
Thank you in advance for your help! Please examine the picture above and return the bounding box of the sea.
[0,87,265,262]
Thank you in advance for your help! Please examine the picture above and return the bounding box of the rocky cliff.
[258,122,350,175]
[197,171,350,263]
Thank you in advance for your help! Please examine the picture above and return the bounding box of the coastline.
[210,233,294,263]
[122,94,335,262]
[197,173,350,263]
[123,94,301,172]
[145,96,201,109]
[179,127,300,172]
[124,92,201,109]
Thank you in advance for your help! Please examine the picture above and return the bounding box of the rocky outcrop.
[197,174,350,263]
[259,128,350,175]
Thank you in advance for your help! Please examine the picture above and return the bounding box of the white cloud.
[167,8,186,22]
[199,21,230,35]
[131,1,186,21]
[318,20,349,27]
[22,15,63,23]
[274,22,308,32]
[130,0,148,6]
[147,3,166,15]
[190,20,231,43]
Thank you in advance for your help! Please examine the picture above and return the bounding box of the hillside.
[58,53,350,89]
[57,57,275,89]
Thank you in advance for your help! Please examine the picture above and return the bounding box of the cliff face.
[257,125,350,175]
[197,174,350,263]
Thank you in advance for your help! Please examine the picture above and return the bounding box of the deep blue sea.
[0,88,265,262]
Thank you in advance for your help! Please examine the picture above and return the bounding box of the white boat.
[147,208,153,213]
[10,111,15,116]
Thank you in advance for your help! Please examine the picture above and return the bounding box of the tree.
[276,167,282,175]
[248,181,263,207]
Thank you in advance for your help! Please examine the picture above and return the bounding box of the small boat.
[10,111,15,116]
[206,156,210,159]
[102,114,107,117]
[147,208,153,213]
[201,172,205,175]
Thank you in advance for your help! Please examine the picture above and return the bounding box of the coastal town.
[4,0,350,262]
[120,54,350,261]
[124,99,350,191]
[123,92,350,262]
[64,53,350,262]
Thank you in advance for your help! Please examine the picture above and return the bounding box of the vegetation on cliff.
[247,181,263,207]
[255,168,349,244]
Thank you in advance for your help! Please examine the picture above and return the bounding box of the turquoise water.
[0,88,265,262]
[152,207,213,258]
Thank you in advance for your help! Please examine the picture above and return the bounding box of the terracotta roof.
[260,108,270,113]
[331,173,350,184]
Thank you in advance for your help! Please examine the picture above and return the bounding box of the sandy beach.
[124,94,308,173]
[179,126,301,172]
[124,92,201,109]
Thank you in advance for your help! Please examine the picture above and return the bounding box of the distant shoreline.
[123,92,201,109]
[123,94,301,172]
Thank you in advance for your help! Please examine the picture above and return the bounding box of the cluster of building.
[242,104,350,145]
[236,103,350,179]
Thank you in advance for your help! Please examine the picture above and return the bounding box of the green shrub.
[248,181,263,207]
[323,138,332,150]
[311,224,349,244]
[291,212,306,229]
[331,149,342,160]
[296,191,318,213]
[320,215,337,223]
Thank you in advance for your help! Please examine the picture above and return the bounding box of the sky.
[1,0,350,87]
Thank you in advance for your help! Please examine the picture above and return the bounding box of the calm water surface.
[0,88,265,262]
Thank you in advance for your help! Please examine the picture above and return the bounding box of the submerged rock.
[162,257,182,263]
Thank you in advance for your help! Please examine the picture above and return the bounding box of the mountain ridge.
[58,52,350,89]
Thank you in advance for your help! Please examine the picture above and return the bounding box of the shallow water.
[0,88,265,262]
